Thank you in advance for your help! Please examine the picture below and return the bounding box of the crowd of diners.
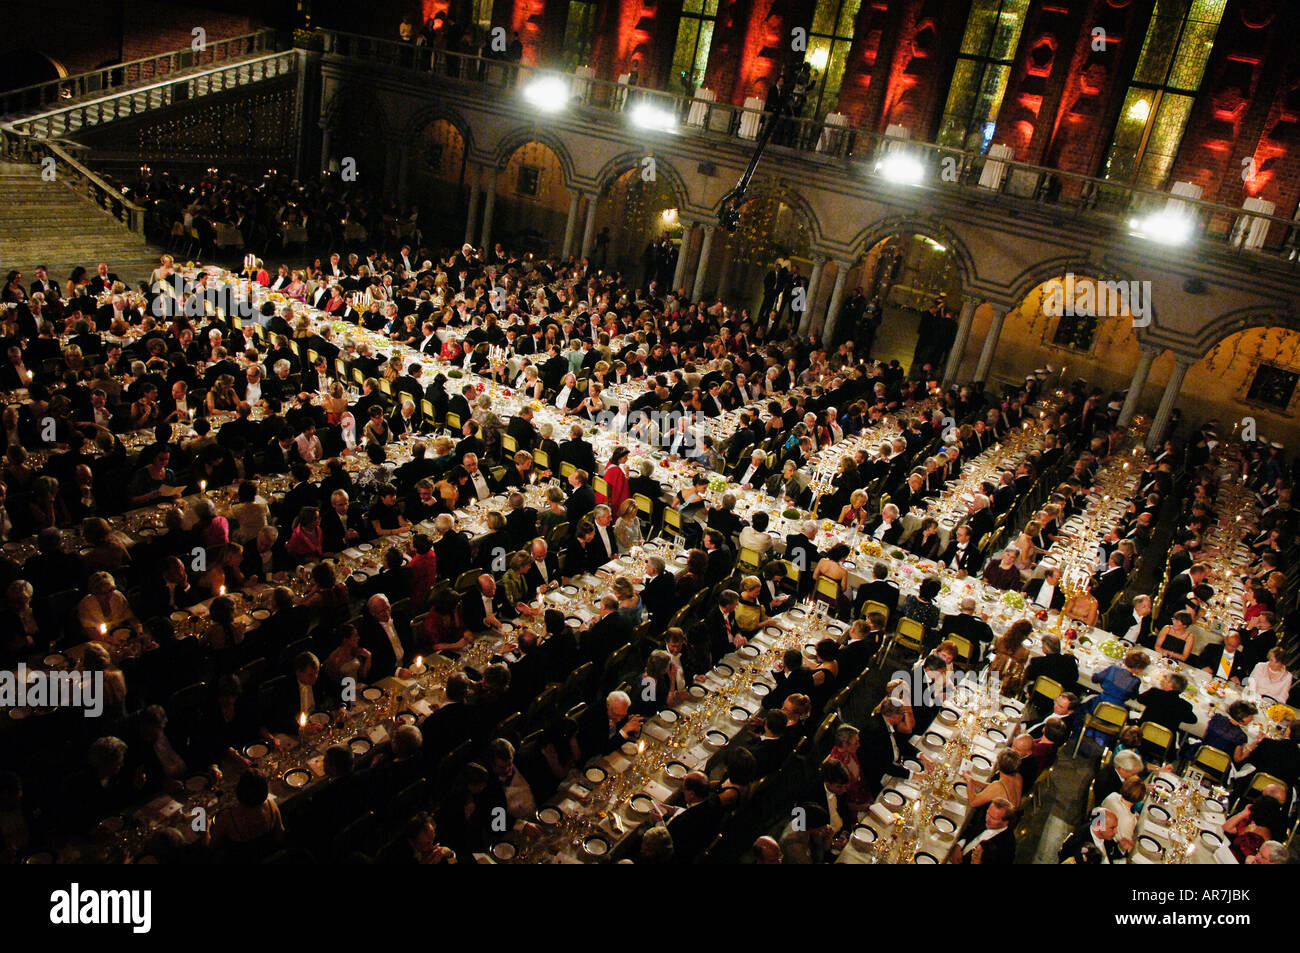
[0,230,1296,866]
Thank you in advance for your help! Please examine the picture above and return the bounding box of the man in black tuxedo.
[523,538,560,593]
[358,594,413,680]
[729,450,769,489]
[445,385,474,427]
[963,495,995,547]
[939,524,983,576]
[581,596,633,666]
[579,689,644,757]
[665,772,724,864]
[1109,594,1152,646]
[1091,553,1128,609]
[459,574,513,634]
[432,516,472,586]
[852,562,901,620]
[949,800,1016,865]
[321,489,369,553]
[1156,564,1208,626]
[559,425,598,475]
[1200,630,1250,683]
[640,556,677,630]
[836,619,877,686]
[860,700,914,792]
[566,470,597,526]
[784,521,821,597]
[938,597,995,660]
[506,407,540,453]
[268,652,340,736]
[89,262,120,295]
[1058,809,1124,864]
[424,673,478,761]
[1025,567,1066,611]
[589,504,620,566]
[1023,634,1079,696]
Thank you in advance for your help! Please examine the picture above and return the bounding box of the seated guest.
[1094,749,1144,805]
[859,698,914,793]
[1058,808,1124,864]
[1201,701,1258,765]
[1109,594,1153,646]
[1200,630,1250,684]
[1023,633,1079,695]
[938,597,995,662]
[948,798,1016,865]
[987,620,1032,696]
[1135,672,1195,736]
[1025,567,1065,611]
[940,524,982,577]
[982,548,1023,591]
[1223,793,1287,863]
[1100,777,1147,854]
[1247,647,1293,704]
[852,561,901,620]
[738,511,773,556]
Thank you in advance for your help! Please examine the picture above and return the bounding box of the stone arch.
[491,127,576,189]
[850,216,975,290]
[1190,305,1300,357]
[401,102,476,160]
[322,85,390,138]
[321,86,390,182]
[593,151,690,209]
[729,176,823,246]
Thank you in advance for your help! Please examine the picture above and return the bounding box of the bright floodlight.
[875,152,925,186]
[631,103,676,132]
[1129,209,1194,246]
[523,76,569,112]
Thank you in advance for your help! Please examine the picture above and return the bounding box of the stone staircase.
[0,161,164,285]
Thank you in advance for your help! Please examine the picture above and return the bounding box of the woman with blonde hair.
[838,489,870,529]
[735,575,767,633]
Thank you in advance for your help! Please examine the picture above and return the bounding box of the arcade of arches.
[400,130,1300,446]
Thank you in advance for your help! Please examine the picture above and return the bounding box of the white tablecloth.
[687,87,715,127]
[738,97,764,140]
[816,112,849,154]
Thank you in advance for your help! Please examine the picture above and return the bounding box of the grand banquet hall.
[0,0,1299,875]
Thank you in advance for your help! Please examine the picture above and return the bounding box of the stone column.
[1118,345,1161,428]
[396,145,411,206]
[561,190,581,259]
[798,256,826,337]
[579,191,600,260]
[319,124,331,174]
[1146,355,1194,450]
[942,296,979,387]
[692,223,716,301]
[464,166,481,246]
[672,223,693,291]
[973,308,1006,383]
[819,260,852,347]
[479,167,498,249]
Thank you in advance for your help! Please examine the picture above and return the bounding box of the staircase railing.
[0,29,279,118]
[1,50,298,140]
[0,131,144,233]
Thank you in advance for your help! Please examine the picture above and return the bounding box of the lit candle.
[298,711,307,730]
[199,480,207,494]
[98,623,107,636]
[217,585,226,597]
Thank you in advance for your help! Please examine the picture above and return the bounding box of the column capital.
[1139,344,1164,360]
[1172,352,1198,369]
[809,253,829,266]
